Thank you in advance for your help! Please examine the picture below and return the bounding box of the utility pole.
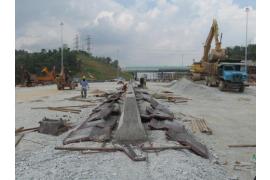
[60,22,64,75]
[245,7,249,73]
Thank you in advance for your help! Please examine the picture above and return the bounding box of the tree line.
[15,48,119,84]
[226,44,256,61]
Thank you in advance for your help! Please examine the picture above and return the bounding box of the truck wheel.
[219,81,225,91]
[239,86,245,92]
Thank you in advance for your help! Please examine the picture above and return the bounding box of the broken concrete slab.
[149,118,209,158]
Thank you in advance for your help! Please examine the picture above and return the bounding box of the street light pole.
[60,22,64,75]
[116,49,120,78]
[245,7,249,73]
[181,54,184,68]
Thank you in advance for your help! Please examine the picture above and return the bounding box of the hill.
[15,49,132,84]
[77,53,131,80]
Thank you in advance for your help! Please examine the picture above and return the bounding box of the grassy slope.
[76,54,132,80]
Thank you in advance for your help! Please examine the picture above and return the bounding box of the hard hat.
[82,76,86,79]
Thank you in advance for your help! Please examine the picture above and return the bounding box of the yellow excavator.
[191,19,226,80]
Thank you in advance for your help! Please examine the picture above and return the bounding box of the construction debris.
[60,83,209,160]
[39,117,71,136]
[15,127,39,133]
[31,104,97,114]
[152,93,191,103]
[148,119,209,158]
[15,134,24,147]
[15,127,24,134]
[161,90,173,94]
[32,104,96,109]
[191,119,212,135]
[66,95,104,103]
[228,144,256,148]
[63,90,125,145]
[91,89,109,97]
[233,161,255,171]
[55,145,190,153]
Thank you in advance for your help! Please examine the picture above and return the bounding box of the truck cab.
[217,63,248,92]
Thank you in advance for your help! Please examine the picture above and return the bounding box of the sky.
[15,0,256,67]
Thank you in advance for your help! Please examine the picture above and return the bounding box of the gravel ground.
[15,80,255,180]
[147,78,256,179]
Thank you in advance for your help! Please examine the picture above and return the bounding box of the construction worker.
[80,76,89,98]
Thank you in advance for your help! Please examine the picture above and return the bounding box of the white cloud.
[146,8,160,18]
[94,11,115,26]
[135,22,148,32]
[16,20,77,50]
[115,12,134,30]
[93,11,134,31]
[16,0,256,66]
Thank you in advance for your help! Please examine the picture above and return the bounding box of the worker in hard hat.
[80,76,89,98]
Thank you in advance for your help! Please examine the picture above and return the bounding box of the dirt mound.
[163,80,177,87]
[169,78,217,98]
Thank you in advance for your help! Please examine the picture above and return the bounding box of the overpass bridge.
[122,66,191,80]
[122,66,190,73]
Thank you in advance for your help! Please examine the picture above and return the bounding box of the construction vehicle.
[190,62,204,81]
[191,19,226,81]
[36,66,56,84]
[18,66,57,86]
[201,19,248,92]
[55,67,77,90]
[18,65,36,87]
[204,60,248,92]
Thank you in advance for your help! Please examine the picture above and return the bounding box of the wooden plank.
[31,104,96,109]
[55,145,190,152]
[16,127,39,133]
[15,134,24,147]
[228,144,256,148]
[15,127,24,134]
[196,120,203,132]
[191,120,197,133]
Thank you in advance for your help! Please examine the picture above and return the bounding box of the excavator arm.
[202,19,223,62]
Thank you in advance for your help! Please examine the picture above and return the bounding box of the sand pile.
[169,78,218,98]
[163,80,177,87]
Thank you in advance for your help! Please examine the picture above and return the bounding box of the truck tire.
[218,81,225,91]
[239,86,245,92]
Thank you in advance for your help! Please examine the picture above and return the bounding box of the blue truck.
[204,60,248,92]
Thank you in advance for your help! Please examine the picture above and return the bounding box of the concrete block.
[114,85,147,142]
